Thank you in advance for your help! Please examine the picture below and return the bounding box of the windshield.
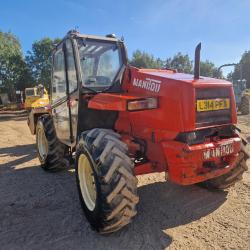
[78,39,122,91]
[25,88,36,97]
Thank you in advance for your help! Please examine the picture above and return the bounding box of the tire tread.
[36,115,68,171]
[76,128,138,234]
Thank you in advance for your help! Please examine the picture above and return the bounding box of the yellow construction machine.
[24,85,49,110]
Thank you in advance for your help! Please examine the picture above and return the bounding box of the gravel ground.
[0,113,249,250]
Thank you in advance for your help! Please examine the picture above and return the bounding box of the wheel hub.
[37,126,48,160]
[78,154,97,211]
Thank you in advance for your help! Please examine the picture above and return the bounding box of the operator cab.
[25,88,36,97]
[50,31,127,146]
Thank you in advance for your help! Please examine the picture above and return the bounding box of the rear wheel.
[36,115,69,171]
[240,95,250,115]
[199,150,248,190]
[75,128,139,234]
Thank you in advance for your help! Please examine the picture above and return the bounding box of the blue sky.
[1,0,250,75]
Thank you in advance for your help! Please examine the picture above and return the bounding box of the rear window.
[25,89,35,96]
[78,39,122,91]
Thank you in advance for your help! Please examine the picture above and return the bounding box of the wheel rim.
[37,126,48,160]
[78,154,97,211]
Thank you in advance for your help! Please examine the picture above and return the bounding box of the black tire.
[36,114,68,171]
[75,128,139,234]
[240,95,250,115]
[199,150,248,190]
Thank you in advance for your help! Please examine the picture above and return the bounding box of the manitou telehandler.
[28,30,249,234]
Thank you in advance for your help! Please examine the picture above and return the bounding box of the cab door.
[51,43,70,144]
[51,40,79,145]
[64,39,79,144]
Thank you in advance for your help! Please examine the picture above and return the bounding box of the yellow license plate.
[197,98,230,112]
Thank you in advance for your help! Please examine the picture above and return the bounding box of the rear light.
[127,97,158,111]
[176,131,204,145]
[186,132,197,142]
[175,126,235,145]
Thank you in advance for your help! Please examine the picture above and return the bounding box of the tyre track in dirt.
[0,114,249,250]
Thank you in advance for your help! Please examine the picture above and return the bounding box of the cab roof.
[66,30,120,42]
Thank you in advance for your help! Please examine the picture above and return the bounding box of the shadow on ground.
[0,113,27,122]
[0,144,36,168]
[0,145,228,250]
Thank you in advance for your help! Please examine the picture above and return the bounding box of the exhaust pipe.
[194,43,201,79]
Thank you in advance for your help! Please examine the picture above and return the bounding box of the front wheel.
[36,115,69,171]
[75,128,139,234]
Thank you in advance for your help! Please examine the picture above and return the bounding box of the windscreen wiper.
[81,86,98,94]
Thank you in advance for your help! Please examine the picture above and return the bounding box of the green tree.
[26,37,61,89]
[165,52,193,73]
[200,60,222,78]
[227,71,233,81]
[230,51,250,88]
[0,31,31,100]
[15,57,34,91]
[130,50,223,79]
[129,50,164,69]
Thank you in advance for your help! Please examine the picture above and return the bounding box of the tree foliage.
[129,50,222,78]
[0,31,32,100]
[230,51,250,88]
[200,60,222,78]
[26,38,61,89]
[165,53,193,73]
[129,50,164,69]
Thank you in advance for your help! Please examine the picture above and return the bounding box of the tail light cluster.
[127,97,158,111]
[176,125,235,146]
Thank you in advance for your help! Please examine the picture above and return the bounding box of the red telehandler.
[28,31,249,234]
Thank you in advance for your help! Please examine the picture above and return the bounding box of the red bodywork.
[88,66,241,185]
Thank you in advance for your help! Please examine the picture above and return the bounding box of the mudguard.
[27,107,49,135]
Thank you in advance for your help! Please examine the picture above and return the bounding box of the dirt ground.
[0,113,249,250]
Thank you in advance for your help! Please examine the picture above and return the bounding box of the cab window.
[78,40,122,91]
[97,49,120,82]
[66,40,78,93]
[52,47,66,103]
[25,89,35,97]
